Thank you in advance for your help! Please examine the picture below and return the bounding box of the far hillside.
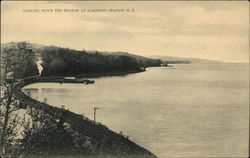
[40,46,161,77]
[149,55,225,64]
[1,42,162,77]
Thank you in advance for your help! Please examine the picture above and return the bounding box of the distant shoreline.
[77,69,146,78]
[38,69,146,80]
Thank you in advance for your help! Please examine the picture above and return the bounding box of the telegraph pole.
[43,98,47,103]
[94,107,99,124]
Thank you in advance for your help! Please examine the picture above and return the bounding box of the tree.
[19,107,96,157]
[0,41,38,155]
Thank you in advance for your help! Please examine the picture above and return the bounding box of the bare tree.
[0,41,38,154]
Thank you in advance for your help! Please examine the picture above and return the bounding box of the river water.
[23,63,249,158]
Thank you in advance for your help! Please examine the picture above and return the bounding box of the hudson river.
[23,63,249,158]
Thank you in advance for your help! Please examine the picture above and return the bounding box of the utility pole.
[43,98,47,103]
[94,107,99,124]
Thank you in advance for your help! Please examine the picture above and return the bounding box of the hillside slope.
[1,42,162,77]
[149,55,224,64]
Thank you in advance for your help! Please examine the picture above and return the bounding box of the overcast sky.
[1,1,249,63]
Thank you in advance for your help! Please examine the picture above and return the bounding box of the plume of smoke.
[36,58,43,75]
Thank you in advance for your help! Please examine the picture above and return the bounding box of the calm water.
[23,63,249,158]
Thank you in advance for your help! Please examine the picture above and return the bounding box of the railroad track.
[13,78,157,158]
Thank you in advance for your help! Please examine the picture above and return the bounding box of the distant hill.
[2,42,162,67]
[1,42,162,77]
[99,51,162,67]
[1,42,225,65]
[149,55,224,64]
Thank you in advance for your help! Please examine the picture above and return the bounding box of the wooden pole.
[94,107,99,123]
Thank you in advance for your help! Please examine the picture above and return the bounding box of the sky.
[1,1,249,63]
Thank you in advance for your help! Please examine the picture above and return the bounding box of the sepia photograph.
[0,1,249,158]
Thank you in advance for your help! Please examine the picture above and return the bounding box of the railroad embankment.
[14,77,157,158]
